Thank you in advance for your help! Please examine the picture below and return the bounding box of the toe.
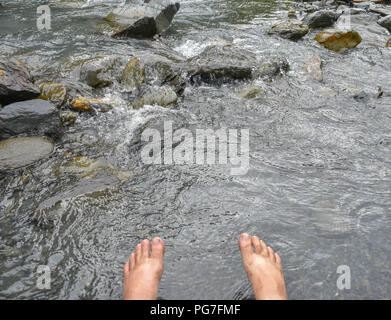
[129,253,135,270]
[275,253,282,266]
[135,243,142,263]
[238,233,254,262]
[268,247,276,262]
[260,240,268,257]
[123,262,130,276]
[251,236,263,255]
[151,237,165,260]
[141,239,150,259]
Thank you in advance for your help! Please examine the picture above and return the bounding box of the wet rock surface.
[0,136,54,170]
[0,99,61,139]
[314,29,362,52]
[0,57,40,106]
[105,0,180,39]
[303,10,337,28]
[268,20,309,40]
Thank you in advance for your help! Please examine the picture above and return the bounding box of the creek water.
[0,0,391,299]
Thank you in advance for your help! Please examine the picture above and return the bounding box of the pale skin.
[123,233,287,300]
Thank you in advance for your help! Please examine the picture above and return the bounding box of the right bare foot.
[238,233,288,300]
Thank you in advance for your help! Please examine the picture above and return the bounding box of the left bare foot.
[123,237,165,300]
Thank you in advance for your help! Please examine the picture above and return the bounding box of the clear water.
[0,0,391,299]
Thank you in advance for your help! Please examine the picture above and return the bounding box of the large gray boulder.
[105,0,180,39]
[303,10,337,28]
[0,57,40,106]
[378,15,391,32]
[0,99,61,139]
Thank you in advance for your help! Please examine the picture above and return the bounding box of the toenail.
[152,237,161,245]
[240,233,250,241]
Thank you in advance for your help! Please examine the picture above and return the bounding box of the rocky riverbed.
[0,0,391,299]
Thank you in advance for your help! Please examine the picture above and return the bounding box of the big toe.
[239,233,254,262]
[151,237,165,260]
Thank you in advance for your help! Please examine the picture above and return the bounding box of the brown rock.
[387,38,391,47]
[70,95,112,113]
[314,29,362,52]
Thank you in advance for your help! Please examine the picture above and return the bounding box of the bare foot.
[123,237,165,300]
[238,233,288,300]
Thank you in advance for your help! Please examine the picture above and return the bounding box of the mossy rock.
[70,95,112,113]
[238,87,263,99]
[132,87,178,109]
[386,38,391,47]
[122,57,145,91]
[38,82,67,108]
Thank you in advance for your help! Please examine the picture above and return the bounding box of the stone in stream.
[0,137,54,170]
[387,38,391,47]
[268,20,309,41]
[132,86,178,109]
[105,0,180,39]
[186,45,255,85]
[38,82,68,108]
[238,87,263,99]
[70,95,113,113]
[303,54,323,81]
[369,4,391,17]
[0,57,40,106]
[314,29,362,52]
[303,10,337,28]
[60,110,78,126]
[259,57,290,79]
[122,57,146,91]
[377,15,391,32]
[0,99,61,139]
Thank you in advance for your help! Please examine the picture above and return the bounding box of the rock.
[60,110,78,126]
[238,87,263,99]
[122,57,146,91]
[70,95,113,113]
[38,82,67,108]
[303,54,323,81]
[186,45,255,85]
[268,20,309,41]
[387,38,391,47]
[259,57,290,79]
[132,86,177,109]
[0,99,61,139]
[79,56,123,88]
[303,10,337,28]
[0,57,40,106]
[378,15,391,32]
[0,137,54,170]
[314,29,362,52]
[106,0,180,39]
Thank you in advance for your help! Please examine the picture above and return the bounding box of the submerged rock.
[238,87,263,99]
[38,82,68,108]
[0,57,40,106]
[122,57,146,91]
[303,54,323,81]
[314,29,362,52]
[60,110,78,126]
[0,99,61,139]
[0,137,54,170]
[387,38,391,47]
[70,95,113,113]
[268,20,309,41]
[259,57,290,79]
[303,10,337,28]
[378,15,391,32]
[186,45,255,85]
[106,0,180,39]
[132,86,177,109]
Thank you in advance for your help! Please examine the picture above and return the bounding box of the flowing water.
[1,0,391,299]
